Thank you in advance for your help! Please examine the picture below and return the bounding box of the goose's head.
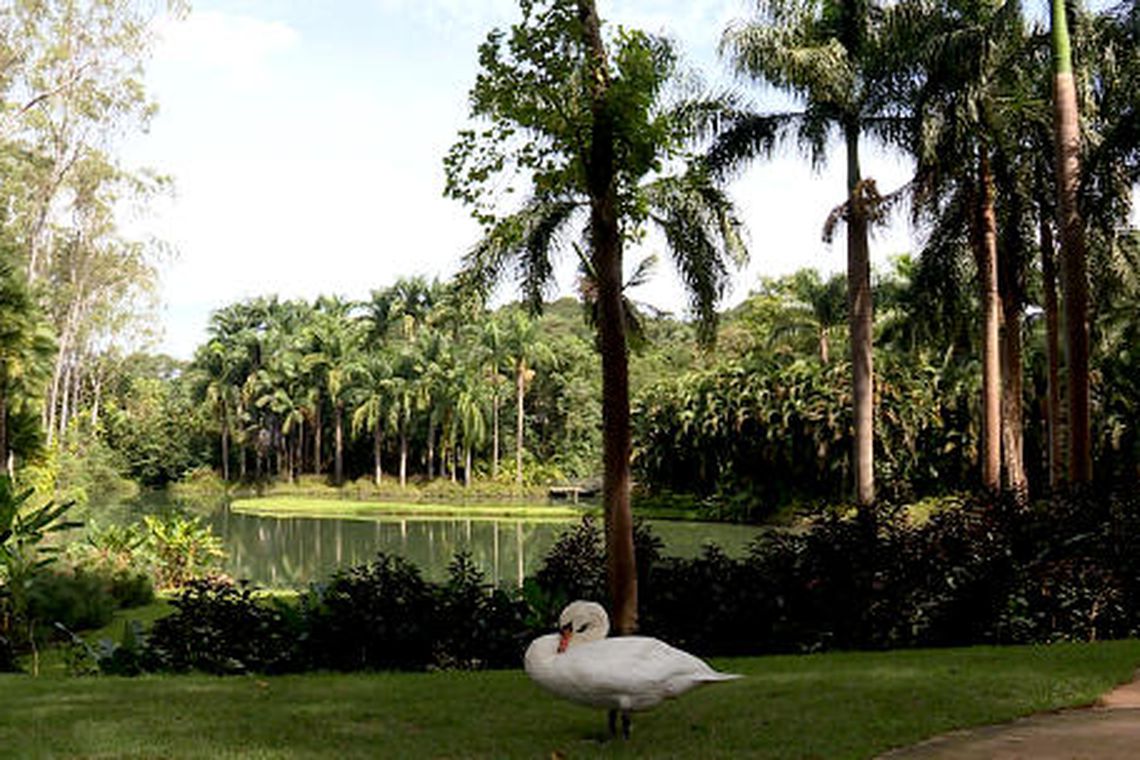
[557,600,610,652]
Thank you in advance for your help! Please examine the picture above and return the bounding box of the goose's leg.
[621,710,631,740]
[607,709,618,738]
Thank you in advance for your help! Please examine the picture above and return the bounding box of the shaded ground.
[879,672,1140,759]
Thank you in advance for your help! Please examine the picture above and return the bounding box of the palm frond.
[644,168,748,344]
[457,196,582,313]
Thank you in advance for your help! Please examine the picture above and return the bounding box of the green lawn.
[3,640,1138,758]
[230,495,590,521]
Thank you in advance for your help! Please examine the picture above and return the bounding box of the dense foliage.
[635,353,978,516]
[66,490,1139,676]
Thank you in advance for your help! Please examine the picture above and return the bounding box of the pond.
[205,505,762,589]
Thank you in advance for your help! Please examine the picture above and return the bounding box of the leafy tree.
[445,0,745,632]
[0,254,53,476]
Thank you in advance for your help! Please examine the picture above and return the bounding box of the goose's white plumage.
[524,601,740,736]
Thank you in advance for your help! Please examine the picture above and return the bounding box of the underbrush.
[29,488,1140,677]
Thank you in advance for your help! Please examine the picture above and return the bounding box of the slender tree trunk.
[515,361,525,488]
[313,404,323,475]
[334,401,344,486]
[427,421,435,480]
[998,169,1028,495]
[90,372,101,428]
[819,328,830,365]
[464,445,472,488]
[1052,0,1091,484]
[977,148,1002,492]
[492,390,500,479]
[1000,295,1027,494]
[845,123,875,509]
[221,406,230,481]
[59,356,74,440]
[373,422,384,486]
[399,422,408,488]
[0,370,8,476]
[580,0,636,635]
[1040,213,1065,488]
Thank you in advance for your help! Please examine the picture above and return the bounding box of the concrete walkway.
[878,673,1140,760]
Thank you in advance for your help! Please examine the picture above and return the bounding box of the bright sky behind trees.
[124,0,924,359]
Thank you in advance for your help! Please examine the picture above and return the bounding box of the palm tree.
[719,0,917,508]
[757,269,847,364]
[351,349,394,487]
[446,0,746,633]
[303,296,364,486]
[480,313,511,479]
[907,0,1029,492]
[501,309,555,488]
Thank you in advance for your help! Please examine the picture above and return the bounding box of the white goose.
[524,600,741,738]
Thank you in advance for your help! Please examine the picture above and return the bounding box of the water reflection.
[209,508,761,590]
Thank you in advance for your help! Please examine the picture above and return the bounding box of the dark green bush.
[0,634,19,672]
[145,577,299,674]
[303,553,435,671]
[431,552,531,670]
[26,568,118,633]
[115,489,1140,677]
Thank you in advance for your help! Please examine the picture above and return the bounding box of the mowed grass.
[230,495,588,521]
[3,640,1138,759]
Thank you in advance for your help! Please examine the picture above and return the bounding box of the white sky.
[123,0,920,359]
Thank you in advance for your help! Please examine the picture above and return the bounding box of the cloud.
[154,10,299,87]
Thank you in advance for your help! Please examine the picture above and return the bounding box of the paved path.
[878,673,1140,760]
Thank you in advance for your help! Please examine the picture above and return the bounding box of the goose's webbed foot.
[607,709,631,740]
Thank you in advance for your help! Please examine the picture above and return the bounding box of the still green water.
[207,506,761,589]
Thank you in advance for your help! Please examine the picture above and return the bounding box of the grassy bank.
[230,495,591,521]
[3,640,1138,758]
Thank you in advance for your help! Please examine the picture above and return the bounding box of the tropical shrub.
[25,568,119,634]
[303,553,436,671]
[0,477,80,649]
[142,514,226,590]
[431,552,530,670]
[145,577,299,674]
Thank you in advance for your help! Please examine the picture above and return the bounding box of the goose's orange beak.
[557,623,573,653]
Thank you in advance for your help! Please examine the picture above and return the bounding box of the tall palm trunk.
[977,148,1002,492]
[220,407,231,481]
[373,422,384,486]
[312,404,322,474]
[1040,212,1065,487]
[399,420,408,488]
[515,360,525,488]
[333,401,345,486]
[1052,0,1091,484]
[998,181,1028,495]
[580,0,637,635]
[845,123,875,509]
[1000,290,1027,494]
[492,391,501,479]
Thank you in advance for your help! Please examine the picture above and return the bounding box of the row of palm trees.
[189,279,557,489]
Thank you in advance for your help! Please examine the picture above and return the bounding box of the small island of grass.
[229,495,594,522]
